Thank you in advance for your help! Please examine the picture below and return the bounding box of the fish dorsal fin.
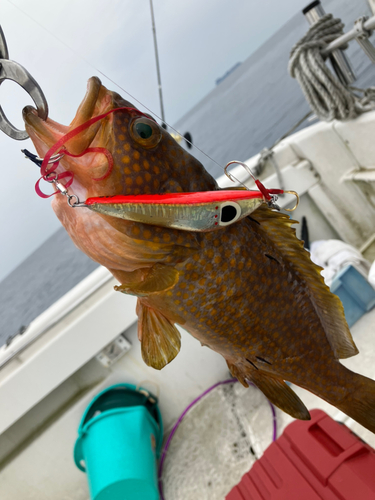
[137,300,181,370]
[249,204,358,359]
[114,263,179,296]
[249,370,310,420]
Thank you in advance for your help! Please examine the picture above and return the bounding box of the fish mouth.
[23,76,113,157]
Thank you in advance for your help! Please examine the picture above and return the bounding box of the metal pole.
[303,1,356,85]
[149,0,166,127]
[322,15,375,58]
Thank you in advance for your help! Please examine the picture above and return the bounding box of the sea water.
[174,0,375,179]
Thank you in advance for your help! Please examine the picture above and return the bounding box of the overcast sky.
[0,0,309,282]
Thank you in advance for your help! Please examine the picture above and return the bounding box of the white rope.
[289,14,375,121]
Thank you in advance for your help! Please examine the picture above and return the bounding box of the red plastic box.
[226,409,375,500]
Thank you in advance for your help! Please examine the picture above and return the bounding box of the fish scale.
[23,76,375,433]
[163,219,312,360]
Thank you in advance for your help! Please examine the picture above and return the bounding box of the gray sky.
[1,0,308,282]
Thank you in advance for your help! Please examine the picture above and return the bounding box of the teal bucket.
[74,383,163,500]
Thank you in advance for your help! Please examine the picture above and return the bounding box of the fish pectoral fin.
[249,370,310,421]
[137,299,181,370]
[114,263,179,296]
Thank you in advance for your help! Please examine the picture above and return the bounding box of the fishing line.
[7,0,251,187]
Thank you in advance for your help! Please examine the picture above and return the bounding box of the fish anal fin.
[110,267,149,288]
[249,369,310,420]
[114,263,179,296]
[250,204,358,360]
[137,299,181,370]
[227,360,249,387]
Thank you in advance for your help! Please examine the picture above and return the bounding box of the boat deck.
[1,307,374,500]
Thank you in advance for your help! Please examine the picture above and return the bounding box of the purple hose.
[158,379,277,500]
[269,397,277,442]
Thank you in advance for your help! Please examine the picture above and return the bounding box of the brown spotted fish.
[23,77,375,432]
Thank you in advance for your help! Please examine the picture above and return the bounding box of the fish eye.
[136,122,152,139]
[129,117,162,149]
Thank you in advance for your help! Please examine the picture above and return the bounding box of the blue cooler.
[331,265,375,327]
[74,383,163,500]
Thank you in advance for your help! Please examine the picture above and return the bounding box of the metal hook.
[283,190,300,212]
[0,26,48,140]
[224,160,257,185]
[225,160,300,211]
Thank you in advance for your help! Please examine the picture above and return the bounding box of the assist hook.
[224,160,299,211]
[0,25,48,140]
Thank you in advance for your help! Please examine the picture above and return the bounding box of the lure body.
[23,77,375,434]
[85,191,265,231]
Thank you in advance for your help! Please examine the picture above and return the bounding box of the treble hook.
[0,25,48,140]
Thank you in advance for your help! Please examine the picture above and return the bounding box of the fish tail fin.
[331,366,375,434]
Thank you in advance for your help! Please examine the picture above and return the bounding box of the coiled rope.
[289,14,375,121]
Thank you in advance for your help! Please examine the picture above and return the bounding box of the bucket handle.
[73,439,86,472]
[136,380,160,400]
[134,385,164,455]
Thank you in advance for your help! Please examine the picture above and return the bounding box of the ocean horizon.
[174,0,374,179]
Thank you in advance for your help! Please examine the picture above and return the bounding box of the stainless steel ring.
[0,59,48,140]
[44,171,58,182]
[67,195,80,207]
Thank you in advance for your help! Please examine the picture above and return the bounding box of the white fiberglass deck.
[1,306,375,500]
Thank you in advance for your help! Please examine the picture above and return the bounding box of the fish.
[23,76,375,433]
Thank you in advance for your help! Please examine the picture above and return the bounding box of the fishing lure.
[82,190,286,231]
[23,150,293,231]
